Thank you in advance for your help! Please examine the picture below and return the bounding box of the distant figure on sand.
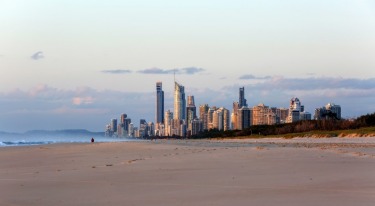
[91,137,95,143]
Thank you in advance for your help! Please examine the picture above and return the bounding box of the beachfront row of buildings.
[105,82,341,138]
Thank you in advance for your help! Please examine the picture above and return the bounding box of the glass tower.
[174,81,186,120]
[239,87,247,108]
[186,96,197,131]
[156,82,164,124]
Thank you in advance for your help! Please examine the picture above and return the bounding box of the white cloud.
[52,106,108,115]
[31,51,44,60]
[72,97,94,105]
[137,67,205,75]
[101,69,132,74]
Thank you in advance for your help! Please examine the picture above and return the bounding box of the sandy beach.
[1,138,375,206]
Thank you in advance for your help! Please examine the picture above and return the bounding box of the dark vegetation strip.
[144,113,375,140]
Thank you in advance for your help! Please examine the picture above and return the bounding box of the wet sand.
[1,138,375,206]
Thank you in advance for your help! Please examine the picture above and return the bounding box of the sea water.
[0,135,133,147]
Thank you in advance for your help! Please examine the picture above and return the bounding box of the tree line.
[190,112,375,139]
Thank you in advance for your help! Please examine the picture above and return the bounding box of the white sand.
[0,138,374,206]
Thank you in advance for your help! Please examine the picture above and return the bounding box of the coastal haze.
[1,1,375,132]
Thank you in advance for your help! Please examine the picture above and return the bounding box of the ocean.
[0,135,133,147]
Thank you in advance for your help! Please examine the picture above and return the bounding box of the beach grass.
[216,126,375,139]
[279,126,375,139]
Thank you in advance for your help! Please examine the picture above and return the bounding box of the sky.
[1,0,375,132]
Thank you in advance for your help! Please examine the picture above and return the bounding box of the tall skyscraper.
[199,104,209,130]
[239,87,247,108]
[174,81,186,120]
[156,82,164,124]
[187,95,195,107]
[186,96,197,132]
[238,107,251,130]
[207,107,215,130]
[221,108,230,131]
[232,102,240,130]
[212,109,223,130]
[111,118,117,133]
[119,113,131,137]
[120,113,127,124]
[191,119,203,135]
[210,107,231,131]
[164,110,173,136]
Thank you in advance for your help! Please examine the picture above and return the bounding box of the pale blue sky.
[1,0,375,132]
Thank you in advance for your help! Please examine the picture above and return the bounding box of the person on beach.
[91,137,95,143]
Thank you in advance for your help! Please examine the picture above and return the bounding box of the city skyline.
[104,81,341,138]
[1,1,375,132]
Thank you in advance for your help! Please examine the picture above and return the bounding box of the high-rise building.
[120,114,127,124]
[140,119,147,126]
[314,103,341,120]
[325,103,341,119]
[252,103,276,125]
[129,123,134,137]
[154,123,165,136]
[111,119,117,133]
[172,119,183,136]
[199,104,209,130]
[222,108,230,131]
[191,119,203,135]
[156,82,164,124]
[275,108,289,124]
[124,118,131,135]
[212,109,223,130]
[118,113,132,137]
[300,112,312,121]
[237,107,251,130]
[287,97,311,123]
[147,122,155,136]
[232,102,240,130]
[287,97,302,123]
[187,95,195,107]
[210,107,230,131]
[186,96,197,132]
[207,107,215,130]
[239,87,247,108]
[232,87,247,130]
[139,121,148,138]
[164,110,173,136]
[174,81,186,120]
[105,124,112,137]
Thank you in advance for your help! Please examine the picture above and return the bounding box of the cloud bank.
[239,74,272,80]
[100,67,205,75]
[137,67,205,75]
[101,69,132,74]
[0,85,156,132]
[1,76,374,132]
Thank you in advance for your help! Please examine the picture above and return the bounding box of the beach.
[1,138,375,206]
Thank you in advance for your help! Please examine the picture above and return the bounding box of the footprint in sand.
[353,152,367,157]
[127,158,145,164]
